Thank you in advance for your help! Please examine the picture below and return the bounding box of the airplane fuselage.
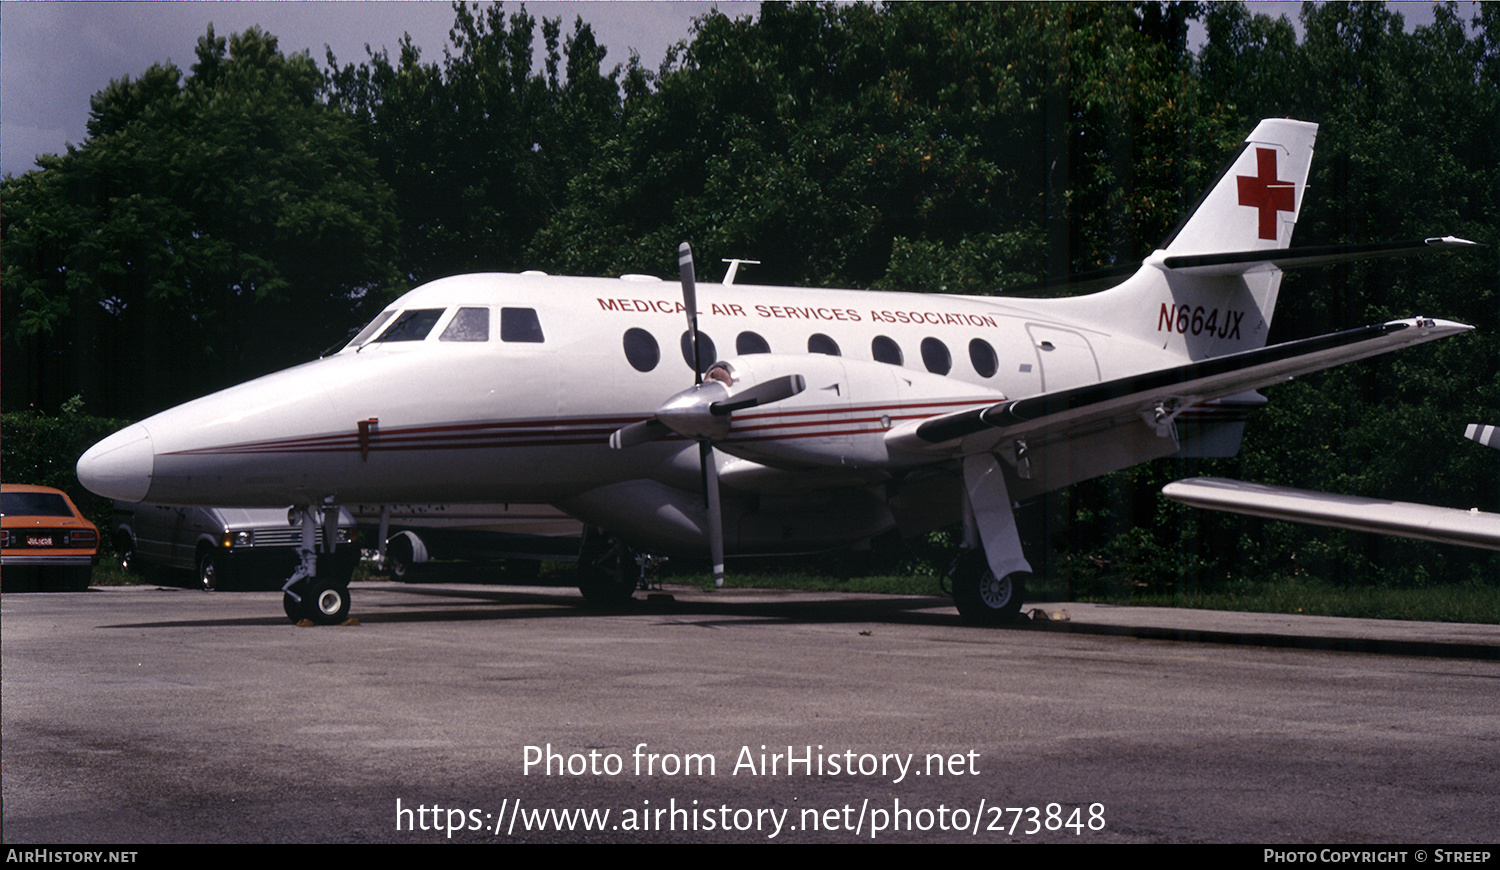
[84,271,1202,515]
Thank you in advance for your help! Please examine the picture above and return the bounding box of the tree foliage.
[3,26,399,416]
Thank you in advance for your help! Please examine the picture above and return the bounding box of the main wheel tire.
[305,578,351,625]
[576,533,636,608]
[949,549,1027,625]
[386,535,414,581]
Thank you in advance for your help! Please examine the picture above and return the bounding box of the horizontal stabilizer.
[1163,236,1480,276]
[1162,477,1500,551]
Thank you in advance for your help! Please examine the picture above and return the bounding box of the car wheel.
[197,551,220,591]
[116,534,137,573]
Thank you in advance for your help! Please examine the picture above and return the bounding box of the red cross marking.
[1237,147,1295,241]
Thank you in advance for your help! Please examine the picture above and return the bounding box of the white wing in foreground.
[1162,477,1500,551]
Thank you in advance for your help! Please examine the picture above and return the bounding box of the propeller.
[609,243,806,586]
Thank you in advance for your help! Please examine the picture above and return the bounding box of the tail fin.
[1162,118,1318,258]
[1076,119,1319,361]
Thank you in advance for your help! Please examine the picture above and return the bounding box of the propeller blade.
[711,374,807,415]
[679,242,702,385]
[701,441,725,588]
[608,418,670,449]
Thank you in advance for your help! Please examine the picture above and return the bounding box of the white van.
[112,503,359,590]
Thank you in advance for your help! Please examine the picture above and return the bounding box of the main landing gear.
[282,505,353,625]
[575,527,640,607]
[947,548,1027,625]
[950,453,1032,626]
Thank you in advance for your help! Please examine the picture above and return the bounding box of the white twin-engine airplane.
[77,118,1477,625]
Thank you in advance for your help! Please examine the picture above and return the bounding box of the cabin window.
[921,337,952,375]
[808,333,841,356]
[623,328,660,372]
[736,331,771,355]
[348,310,395,348]
[680,330,717,373]
[969,338,998,377]
[501,307,545,343]
[440,307,490,342]
[871,335,903,366]
[373,308,445,343]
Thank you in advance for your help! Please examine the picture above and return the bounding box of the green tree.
[326,2,632,283]
[2,26,400,417]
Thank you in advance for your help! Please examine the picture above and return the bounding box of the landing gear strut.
[950,453,1032,625]
[281,505,352,625]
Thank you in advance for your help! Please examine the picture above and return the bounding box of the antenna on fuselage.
[721,258,761,285]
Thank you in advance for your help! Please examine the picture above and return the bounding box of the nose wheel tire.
[949,549,1027,625]
[283,578,352,625]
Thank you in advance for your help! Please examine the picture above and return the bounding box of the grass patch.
[1085,578,1500,624]
[80,551,1499,625]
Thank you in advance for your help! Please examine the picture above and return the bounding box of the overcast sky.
[0,0,738,177]
[0,1,1461,178]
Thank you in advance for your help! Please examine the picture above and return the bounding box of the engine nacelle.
[710,354,1005,471]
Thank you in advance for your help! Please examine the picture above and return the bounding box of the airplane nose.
[76,424,155,503]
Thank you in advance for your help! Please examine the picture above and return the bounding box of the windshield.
[372,309,445,343]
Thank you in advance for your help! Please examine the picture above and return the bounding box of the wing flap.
[889,318,1470,460]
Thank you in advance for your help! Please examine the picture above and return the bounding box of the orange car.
[1,484,100,591]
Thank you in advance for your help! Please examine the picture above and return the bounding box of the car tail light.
[1,530,11,548]
[69,529,98,547]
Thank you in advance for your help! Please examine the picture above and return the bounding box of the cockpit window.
[347,311,395,348]
[373,308,445,343]
[440,307,490,342]
[501,308,545,343]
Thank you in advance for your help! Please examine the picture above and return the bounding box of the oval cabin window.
[871,335,903,366]
[680,330,717,373]
[623,328,660,372]
[921,337,952,375]
[969,338,998,377]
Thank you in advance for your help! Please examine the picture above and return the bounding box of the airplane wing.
[1161,477,1500,551]
[885,318,1470,489]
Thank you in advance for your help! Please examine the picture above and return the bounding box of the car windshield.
[2,492,73,517]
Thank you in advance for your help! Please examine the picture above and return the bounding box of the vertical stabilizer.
[1079,119,1319,362]
[1162,118,1318,257]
